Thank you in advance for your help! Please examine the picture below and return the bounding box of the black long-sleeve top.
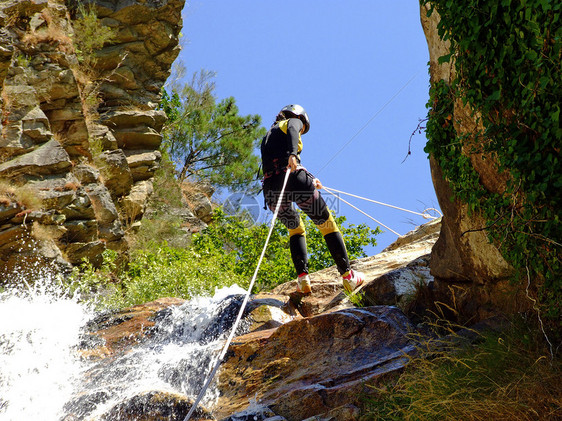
[260,118,304,175]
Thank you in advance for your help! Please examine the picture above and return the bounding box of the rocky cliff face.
[419,4,528,321]
[0,0,185,279]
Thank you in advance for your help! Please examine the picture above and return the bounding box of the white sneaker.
[296,273,312,294]
[342,269,364,293]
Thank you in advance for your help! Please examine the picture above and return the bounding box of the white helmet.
[278,104,310,134]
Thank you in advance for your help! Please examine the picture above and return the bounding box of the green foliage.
[422,0,562,323]
[72,3,115,66]
[132,155,191,250]
[361,318,562,420]
[67,206,378,308]
[66,245,246,309]
[14,53,30,68]
[345,289,366,307]
[160,70,266,191]
[68,207,378,308]
[120,245,246,307]
[65,250,125,310]
[192,208,380,291]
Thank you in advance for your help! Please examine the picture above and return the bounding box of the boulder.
[0,0,185,272]
[0,236,71,282]
[0,1,49,24]
[27,173,79,210]
[62,188,96,221]
[362,255,432,308]
[60,219,98,243]
[60,240,105,266]
[0,202,21,224]
[85,183,120,224]
[98,218,125,242]
[80,297,186,360]
[21,106,51,143]
[215,306,415,420]
[95,149,134,198]
[125,149,161,181]
[272,219,440,317]
[0,117,35,157]
[0,225,28,254]
[101,110,167,132]
[189,192,213,223]
[220,406,286,421]
[246,302,297,332]
[420,3,520,323]
[100,391,214,421]
[119,179,154,223]
[73,164,100,185]
[89,123,119,152]
[0,28,14,87]
[429,158,512,283]
[67,223,442,420]
[112,125,163,149]
[0,0,185,273]
[0,139,72,178]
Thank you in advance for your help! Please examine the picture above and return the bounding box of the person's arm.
[286,118,303,172]
[286,118,303,156]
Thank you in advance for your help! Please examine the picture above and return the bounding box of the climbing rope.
[183,169,291,421]
[317,70,422,175]
[323,186,401,236]
[322,185,442,237]
[324,186,441,219]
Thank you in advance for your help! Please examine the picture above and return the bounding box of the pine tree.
[160,70,265,191]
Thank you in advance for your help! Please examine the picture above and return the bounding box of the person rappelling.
[260,104,365,294]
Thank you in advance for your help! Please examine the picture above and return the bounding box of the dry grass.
[53,181,81,192]
[21,8,74,53]
[0,180,42,210]
[31,221,63,242]
[360,318,562,420]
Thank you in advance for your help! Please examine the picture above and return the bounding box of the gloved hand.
[313,178,323,189]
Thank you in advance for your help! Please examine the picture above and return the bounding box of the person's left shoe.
[342,269,364,293]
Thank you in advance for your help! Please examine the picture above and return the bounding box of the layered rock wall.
[0,0,184,279]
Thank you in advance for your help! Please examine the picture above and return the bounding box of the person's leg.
[292,170,351,275]
[288,217,308,277]
[263,173,309,277]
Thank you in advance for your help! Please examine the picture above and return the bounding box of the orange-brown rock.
[215,306,415,421]
[80,297,185,359]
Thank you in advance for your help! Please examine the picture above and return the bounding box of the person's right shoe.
[296,273,312,294]
[342,269,364,293]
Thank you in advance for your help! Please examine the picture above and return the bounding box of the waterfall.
[0,272,93,421]
[0,274,249,420]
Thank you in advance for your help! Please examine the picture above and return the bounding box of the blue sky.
[174,1,440,254]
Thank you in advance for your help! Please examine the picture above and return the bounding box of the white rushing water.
[0,274,248,421]
[0,274,93,421]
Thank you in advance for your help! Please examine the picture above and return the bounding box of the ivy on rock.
[422,0,562,322]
